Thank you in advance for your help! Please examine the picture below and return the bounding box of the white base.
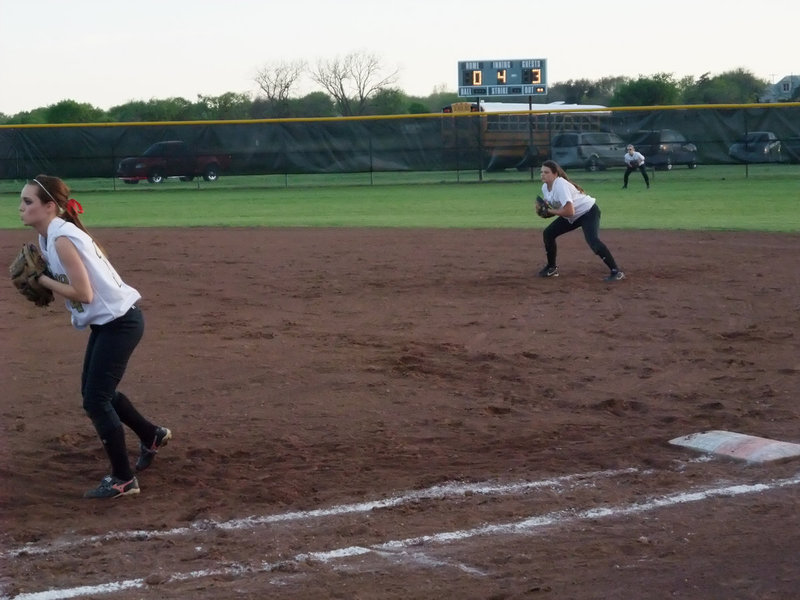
[669,430,800,463]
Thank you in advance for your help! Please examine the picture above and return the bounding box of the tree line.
[0,52,782,126]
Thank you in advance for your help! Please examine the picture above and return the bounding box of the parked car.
[728,131,783,163]
[116,140,232,184]
[550,131,627,171]
[627,129,698,170]
[782,137,800,163]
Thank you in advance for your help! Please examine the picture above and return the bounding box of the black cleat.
[538,265,559,278]
[84,475,140,499]
[135,427,172,472]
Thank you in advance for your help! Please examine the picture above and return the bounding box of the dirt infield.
[2,227,799,599]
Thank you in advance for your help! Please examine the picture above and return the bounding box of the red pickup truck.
[116,140,232,184]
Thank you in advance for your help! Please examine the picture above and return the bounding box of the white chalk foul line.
[8,471,800,600]
[3,467,638,560]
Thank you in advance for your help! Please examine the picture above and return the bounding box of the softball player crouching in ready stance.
[18,175,171,499]
[536,160,625,282]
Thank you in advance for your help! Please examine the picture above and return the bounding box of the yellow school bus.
[441,101,610,171]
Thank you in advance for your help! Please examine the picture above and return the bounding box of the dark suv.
[728,131,783,163]
[627,129,698,170]
[783,137,800,163]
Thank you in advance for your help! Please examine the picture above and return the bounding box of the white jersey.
[541,177,596,224]
[625,151,646,166]
[39,218,141,329]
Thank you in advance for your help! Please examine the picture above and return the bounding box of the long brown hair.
[541,160,585,194]
[30,174,92,236]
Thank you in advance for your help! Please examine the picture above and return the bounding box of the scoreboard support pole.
[477,98,483,181]
[527,95,535,180]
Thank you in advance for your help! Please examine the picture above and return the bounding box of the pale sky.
[1,0,797,115]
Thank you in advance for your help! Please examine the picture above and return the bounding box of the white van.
[550,131,627,171]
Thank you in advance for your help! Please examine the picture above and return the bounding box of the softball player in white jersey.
[19,175,171,498]
[537,160,625,282]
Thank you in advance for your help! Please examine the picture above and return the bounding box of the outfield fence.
[1,103,799,184]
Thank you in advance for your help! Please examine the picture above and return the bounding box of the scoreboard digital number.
[457,59,547,97]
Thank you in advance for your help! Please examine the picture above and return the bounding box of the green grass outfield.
[2,164,799,231]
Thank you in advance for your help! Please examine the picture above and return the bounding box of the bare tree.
[254,60,306,103]
[310,51,399,116]
[311,56,351,114]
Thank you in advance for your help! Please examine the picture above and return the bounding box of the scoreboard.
[457,59,547,97]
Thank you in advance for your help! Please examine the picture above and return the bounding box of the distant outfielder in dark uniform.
[623,144,650,189]
[18,175,172,499]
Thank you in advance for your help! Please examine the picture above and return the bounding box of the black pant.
[543,204,619,271]
[624,165,650,187]
[82,306,153,480]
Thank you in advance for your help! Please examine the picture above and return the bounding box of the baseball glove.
[535,195,553,219]
[9,243,54,307]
